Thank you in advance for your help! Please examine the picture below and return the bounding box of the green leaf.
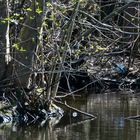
[0,20,6,24]
[13,13,20,17]
[50,13,55,21]
[46,2,52,7]
[36,8,42,14]
[4,17,11,21]
[12,44,26,52]
[26,8,32,12]
[30,16,35,20]
[36,88,43,93]
[12,43,19,50]
[19,17,24,20]
[20,47,26,52]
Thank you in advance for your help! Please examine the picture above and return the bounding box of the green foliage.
[46,2,53,8]
[4,17,11,21]
[0,19,6,24]
[26,8,32,12]
[36,8,43,14]
[12,43,26,52]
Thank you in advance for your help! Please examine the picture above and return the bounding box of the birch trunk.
[0,0,7,80]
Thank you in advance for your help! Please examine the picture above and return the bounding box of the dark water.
[0,91,140,140]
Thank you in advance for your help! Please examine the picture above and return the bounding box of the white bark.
[5,0,11,64]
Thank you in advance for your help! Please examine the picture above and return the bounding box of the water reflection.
[0,92,140,140]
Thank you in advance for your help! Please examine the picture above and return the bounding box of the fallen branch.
[53,99,96,119]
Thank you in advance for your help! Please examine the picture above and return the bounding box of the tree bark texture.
[13,0,43,87]
[0,0,7,81]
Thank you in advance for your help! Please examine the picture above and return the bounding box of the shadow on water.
[0,91,140,140]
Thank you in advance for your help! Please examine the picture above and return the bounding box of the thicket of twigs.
[0,0,140,124]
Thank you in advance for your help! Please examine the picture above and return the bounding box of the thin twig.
[56,79,102,98]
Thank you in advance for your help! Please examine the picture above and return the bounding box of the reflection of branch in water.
[62,118,94,128]
[53,99,97,118]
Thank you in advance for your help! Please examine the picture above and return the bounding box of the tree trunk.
[13,0,43,87]
[0,0,7,81]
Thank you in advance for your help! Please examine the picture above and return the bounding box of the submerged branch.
[53,99,96,119]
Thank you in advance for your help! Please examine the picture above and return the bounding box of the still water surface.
[0,92,140,140]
